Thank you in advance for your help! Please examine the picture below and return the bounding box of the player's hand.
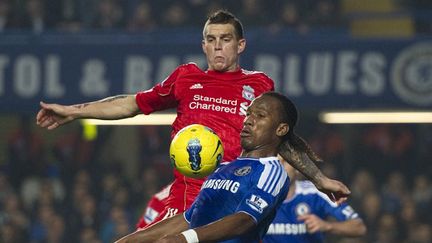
[36,101,76,130]
[298,214,330,233]
[316,177,350,204]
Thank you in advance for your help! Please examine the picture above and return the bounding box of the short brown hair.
[204,10,244,39]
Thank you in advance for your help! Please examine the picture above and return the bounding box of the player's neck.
[207,65,241,74]
[240,147,278,158]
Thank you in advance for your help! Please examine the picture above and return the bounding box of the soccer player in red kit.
[37,10,350,229]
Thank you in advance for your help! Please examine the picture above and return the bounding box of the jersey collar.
[237,156,279,161]
[206,67,243,78]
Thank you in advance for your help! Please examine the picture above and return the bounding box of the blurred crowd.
[0,0,342,32]
[0,0,430,35]
[0,116,431,243]
[0,0,431,37]
[0,0,346,34]
[0,0,416,33]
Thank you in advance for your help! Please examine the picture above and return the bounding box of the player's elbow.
[236,213,257,235]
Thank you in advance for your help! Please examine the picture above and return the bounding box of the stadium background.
[0,0,431,242]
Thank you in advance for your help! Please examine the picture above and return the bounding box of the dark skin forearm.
[115,212,256,243]
[326,218,367,236]
[114,214,188,243]
[278,141,325,185]
[193,212,256,242]
[278,141,350,203]
[156,212,256,243]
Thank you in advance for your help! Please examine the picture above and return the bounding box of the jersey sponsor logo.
[202,179,240,193]
[267,223,307,235]
[242,85,255,101]
[239,102,248,116]
[246,194,268,213]
[234,166,251,176]
[189,83,203,89]
[295,203,310,216]
[189,95,238,114]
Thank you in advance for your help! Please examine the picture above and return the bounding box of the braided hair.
[262,92,323,164]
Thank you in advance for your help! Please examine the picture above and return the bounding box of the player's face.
[202,23,246,72]
[240,95,288,156]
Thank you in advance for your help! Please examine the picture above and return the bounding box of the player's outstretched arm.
[298,214,367,236]
[115,214,189,243]
[156,212,256,243]
[278,141,350,204]
[36,94,139,130]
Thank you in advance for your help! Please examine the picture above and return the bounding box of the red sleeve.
[136,183,172,229]
[135,66,182,114]
[250,71,275,94]
[136,195,166,229]
[262,73,275,92]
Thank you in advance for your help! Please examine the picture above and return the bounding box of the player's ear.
[237,39,246,54]
[276,123,289,137]
[202,40,207,54]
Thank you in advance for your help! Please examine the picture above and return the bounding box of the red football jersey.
[135,63,274,216]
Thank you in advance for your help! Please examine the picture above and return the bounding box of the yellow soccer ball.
[170,124,224,179]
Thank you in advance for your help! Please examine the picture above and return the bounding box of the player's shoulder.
[256,157,286,182]
[229,156,282,174]
[295,180,320,195]
[241,69,274,81]
[235,156,281,166]
[213,161,229,173]
[258,156,282,166]
[241,68,267,77]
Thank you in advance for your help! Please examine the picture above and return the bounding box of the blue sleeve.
[236,164,289,224]
[184,201,196,223]
[319,198,360,221]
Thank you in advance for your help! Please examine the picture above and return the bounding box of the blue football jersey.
[184,156,290,243]
[263,180,360,243]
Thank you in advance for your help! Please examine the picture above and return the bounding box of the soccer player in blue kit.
[115,91,350,243]
[263,162,366,243]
